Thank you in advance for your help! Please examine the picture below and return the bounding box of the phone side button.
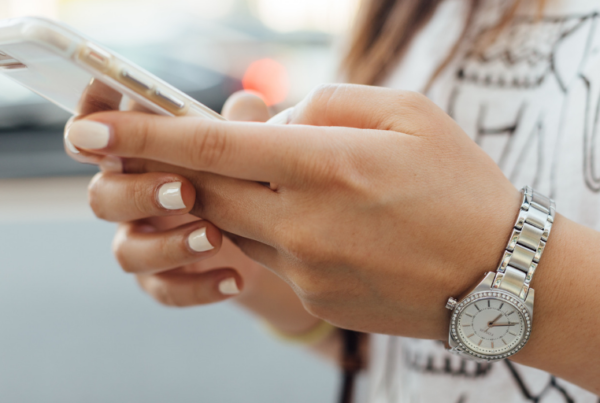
[80,44,111,72]
[121,69,153,91]
[155,89,185,110]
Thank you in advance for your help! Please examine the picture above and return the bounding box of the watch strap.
[492,186,555,300]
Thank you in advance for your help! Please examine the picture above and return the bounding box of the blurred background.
[0,0,359,401]
[0,0,358,178]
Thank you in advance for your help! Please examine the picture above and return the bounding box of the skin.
[66,84,600,393]
[66,90,342,360]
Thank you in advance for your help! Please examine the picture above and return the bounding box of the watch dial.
[451,292,532,359]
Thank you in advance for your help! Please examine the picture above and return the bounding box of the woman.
[64,0,600,401]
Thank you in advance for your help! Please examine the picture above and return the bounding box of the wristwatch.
[445,186,555,362]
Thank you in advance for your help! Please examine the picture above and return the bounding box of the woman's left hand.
[65,84,522,340]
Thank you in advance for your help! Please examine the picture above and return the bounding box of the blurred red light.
[242,58,290,106]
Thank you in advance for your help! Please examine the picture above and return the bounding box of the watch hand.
[485,313,503,331]
[489,322,519,327]
[489,314,502,325]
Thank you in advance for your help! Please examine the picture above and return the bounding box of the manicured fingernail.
[158,182,185,210]
[188,227,214,252]
[64,134,80,154]
[100,156,123,173]
[219,278,240,295]
[66,120,111,150]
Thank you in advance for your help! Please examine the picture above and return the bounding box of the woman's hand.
[64,84,521,340]
[63,84,600,393]
[65,92,323,335]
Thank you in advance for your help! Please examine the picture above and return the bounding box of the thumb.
[222,91,271,122]
[288,84,441,136]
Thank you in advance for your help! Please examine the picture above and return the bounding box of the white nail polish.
[64,135,80,154]
[158,182,185,210]
[188,228,214,252]
[219,278,240,295]
[100,156,123,173]
[66,120,111,150]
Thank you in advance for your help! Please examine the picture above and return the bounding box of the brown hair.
[342,0,546,87]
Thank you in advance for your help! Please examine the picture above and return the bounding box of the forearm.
[512,214,600,394]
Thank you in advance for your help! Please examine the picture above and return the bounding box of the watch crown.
[446,297,458,311]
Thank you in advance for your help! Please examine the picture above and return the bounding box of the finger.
[145,213,199,232]
[123,158,281,243]
[65,79,124,160]
[99,155,124,173]
[289,84,440,135]
[77,78,124,116]
[65,78,147,160]
[64,116,105,163]
[222,91,270,122]
[88,172,196,222]
[227,234,281,271]
[114,220,222,274]
[268,107,293,125]
[64,111,338,184]
[137,269,242,307]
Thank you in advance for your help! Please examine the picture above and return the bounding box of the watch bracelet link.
[492,186,555,300]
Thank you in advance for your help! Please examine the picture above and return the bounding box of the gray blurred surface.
[0,220,336,402]
[0,127,99,179]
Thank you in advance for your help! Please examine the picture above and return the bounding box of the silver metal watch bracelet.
[493,186,556,300]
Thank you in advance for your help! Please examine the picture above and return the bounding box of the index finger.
[65,78,148,161]
[64,111,341,183]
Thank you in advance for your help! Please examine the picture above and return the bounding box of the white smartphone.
[0,17,225,121]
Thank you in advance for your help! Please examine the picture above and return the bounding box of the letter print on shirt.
[448,11,600,197]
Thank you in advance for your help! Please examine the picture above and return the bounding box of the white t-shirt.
[368,0,600,401]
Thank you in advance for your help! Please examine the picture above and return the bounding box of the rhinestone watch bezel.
[450,290,532,361]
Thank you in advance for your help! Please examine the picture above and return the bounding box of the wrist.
[510,214,600,393]
[445,187,556,361]
[234,269,322,335]
[512,214,580,362]
[432,186,522,342]
[445,187,522,306]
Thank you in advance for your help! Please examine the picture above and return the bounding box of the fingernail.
[188,227,214,252]
[64,117,80,154]
[64,134,80,154]
[158,182,185,210]
[219,278,240,295]
[66,120,111,150]
[100,156,123,173]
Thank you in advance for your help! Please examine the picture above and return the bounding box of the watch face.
[450,291,532,360]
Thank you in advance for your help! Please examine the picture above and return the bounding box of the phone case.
[0,17,224,120]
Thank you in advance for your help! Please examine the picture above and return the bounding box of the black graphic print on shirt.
[376,339,582,402]
[504,361,576,403]
[376,9,600,403]
[448,11,600,196]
